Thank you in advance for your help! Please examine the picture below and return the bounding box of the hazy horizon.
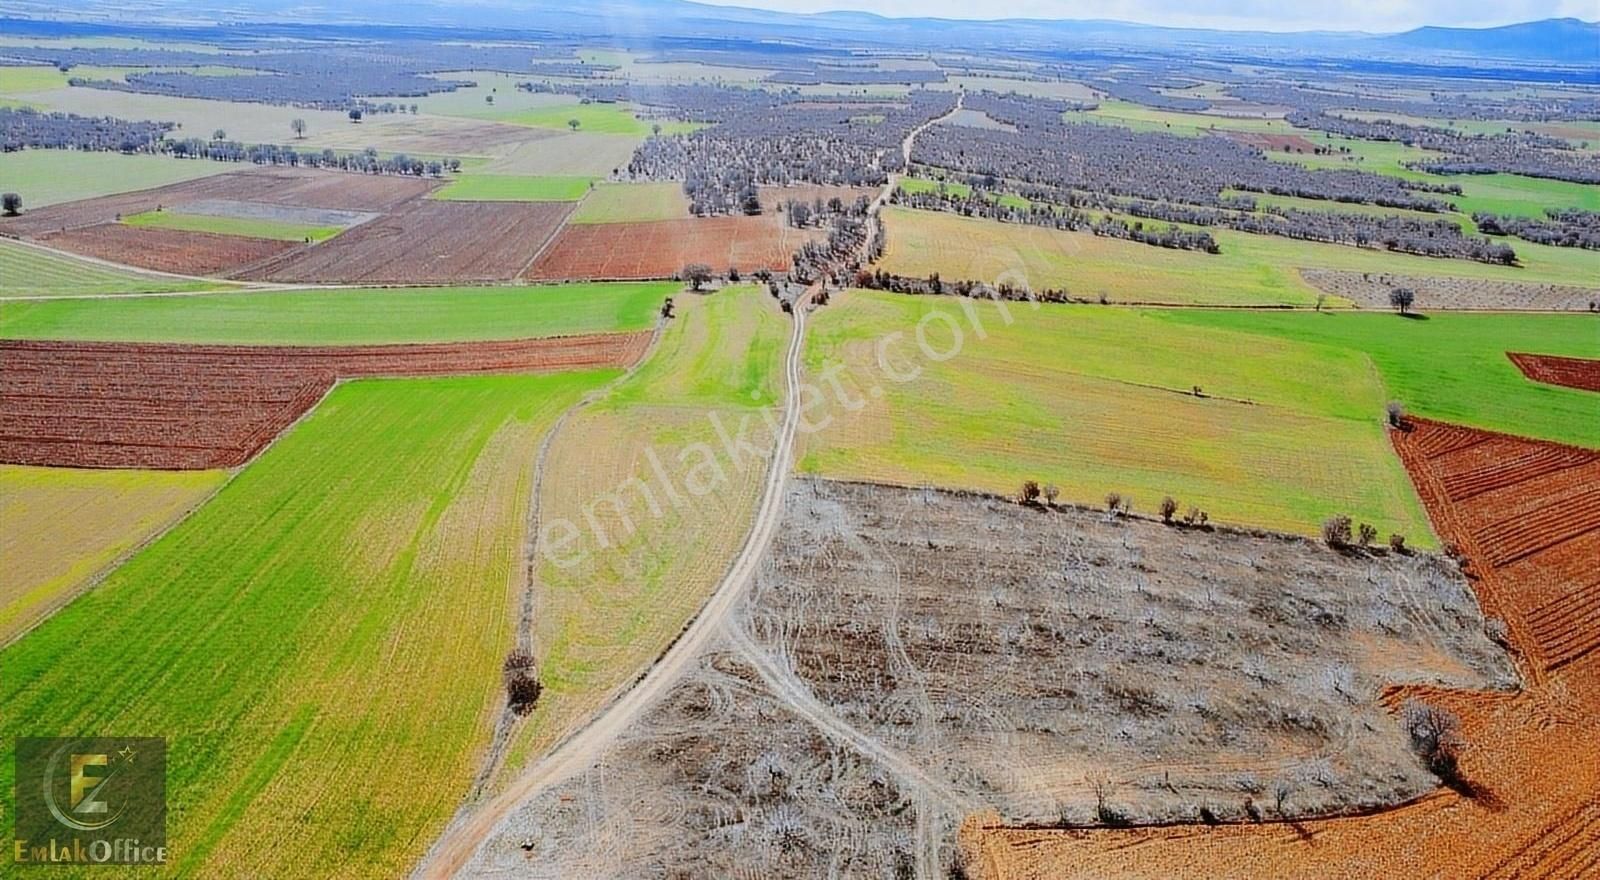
[688,0,1596,34]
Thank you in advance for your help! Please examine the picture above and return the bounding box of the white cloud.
[694,0,1592,32]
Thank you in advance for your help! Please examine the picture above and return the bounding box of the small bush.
[1043,483,1060,506]
[1322,514,1353,548]
[1,192,20,216]
[1019,480,1041,504]
[1358,522,1378,547]
[1385,400,1406,428]
[1159,496,1178,524]
[1104,491,1122,513]
[503,650,542,715]
[1388,533,1407,553]
[1403,699,1463,781]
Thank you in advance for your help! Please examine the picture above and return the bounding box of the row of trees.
[1474,208,1600,250]
[1288,111,1599,185]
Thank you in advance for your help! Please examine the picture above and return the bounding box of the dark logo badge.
[14,737,167,865]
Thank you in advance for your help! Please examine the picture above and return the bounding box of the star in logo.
[117,745,136,763]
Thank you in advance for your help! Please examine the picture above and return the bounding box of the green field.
[899,176,1031,210]
[880,206,1600,306]
[0,237,228,297]
[0,371,615,878]
[0,149,233,207]
[497,103,699,136]
[0,282,674,344]
[431,174,596,201]
[502,284,787,777]
[123,209,343,242]
[569,181,690,223]
[1154,310,1600,448]
[801,291,1434,543]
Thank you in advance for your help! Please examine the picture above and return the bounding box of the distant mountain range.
[7,0,1597,67]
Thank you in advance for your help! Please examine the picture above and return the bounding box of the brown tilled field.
[1300,268,1600,311]
[35,223,300,277]
[466,478,1515,878]
[0,166,439,237]
[238,199,574,283]
[0,333,651,470]
[1509,352,1600,393]
[526,214,821,280]
[963,418,1600,880]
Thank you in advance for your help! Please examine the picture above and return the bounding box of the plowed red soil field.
[961,417,1600,880]
[36,223,299,277]
[1509,352,1600,393]
[525,214,821,280]
[0,333,650,469]
[1,166,439,236]
[238,199,573,283]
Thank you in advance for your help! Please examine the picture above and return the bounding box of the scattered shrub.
[1358,522,1378,547]
[503,650,542,715]
[1159,496,1178,524]
[1019,480,1041,504]
[1388,533,1407,553]
[1322,514,1353,548]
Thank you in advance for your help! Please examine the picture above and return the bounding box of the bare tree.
[1358,522,1378,547]
[291,117,306,139]
[682,263,714,291]
[1322,514,1353,548]
[1389,287,1416,314]
[1043,483,1060,506]
[1159,496,1178,524]
[1019,480,1041,505]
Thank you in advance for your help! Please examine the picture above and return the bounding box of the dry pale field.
[0,465,226,645]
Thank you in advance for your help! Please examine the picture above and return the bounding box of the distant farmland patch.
[240,199,573,283]
[0,464,225,644]
[570,181,690,223]
[527,214,819,280]
[38,223,299,277]
[0,371,614,879]
[433,174,597,202]
[123,210,345,242]
[0,149,233,208]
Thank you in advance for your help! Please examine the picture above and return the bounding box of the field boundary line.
[515,199,579,278]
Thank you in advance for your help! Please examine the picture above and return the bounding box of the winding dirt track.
[413,287,813,879]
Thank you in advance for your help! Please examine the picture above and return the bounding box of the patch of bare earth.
[1301,268,1600,311]
[35,223,298,277]
[237,199,574,283]
[463,478,1512,878]
[1508,352,1600,393]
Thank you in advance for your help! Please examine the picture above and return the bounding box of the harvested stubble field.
[526,214,821,280]
[469,478,1514,877]
[0,237,224,298]
[241,199,573,283]
[1,165,438,237]
[37,222,300,276]
[1300,268,1600,312]
[971,418,1600,880]
[801,292,1432,543]
[1508,352,1600,393]
[498,284,787,779]
[0,372,615,880]
[0,464,225,645]
[0,282,674,345]
[0,333,651,469]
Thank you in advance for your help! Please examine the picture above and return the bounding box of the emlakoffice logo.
[13,737,167,866]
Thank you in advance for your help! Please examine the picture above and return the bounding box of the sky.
[694,0,1595,32]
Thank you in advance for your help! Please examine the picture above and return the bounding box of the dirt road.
[412,286,815,879]
[862,91,962,261]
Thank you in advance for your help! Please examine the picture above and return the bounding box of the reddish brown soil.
[1221,130,1320,153]
[525,214,820,280]
[237,199,573,283]
[0,166,438,236]
[962,418,1600,880]
[36,223,300,277]
[1509,352,1600,393]
[0,333,651,470]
